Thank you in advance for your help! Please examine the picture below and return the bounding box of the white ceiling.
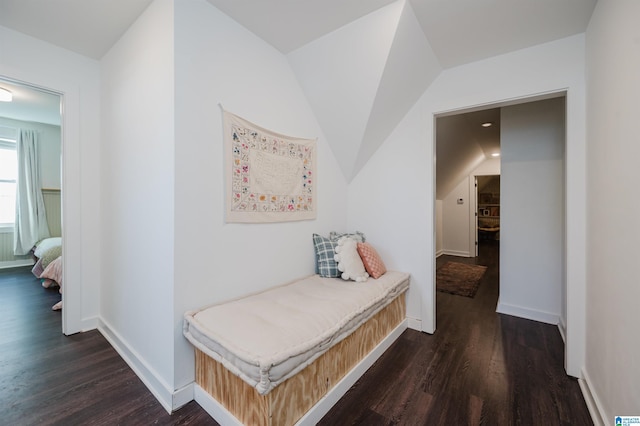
[0,0,597,186]
[0,0,154,60]
[436,109,500,199]
[0,0,597,64]
[0,79,61,126]
[206,0,596,66]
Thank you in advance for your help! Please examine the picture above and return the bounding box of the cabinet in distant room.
[477,174,500,241]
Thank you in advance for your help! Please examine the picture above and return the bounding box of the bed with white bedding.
[30,237,63,310]
[183,270,410,425]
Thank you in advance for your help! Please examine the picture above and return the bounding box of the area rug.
[436,262,487,298]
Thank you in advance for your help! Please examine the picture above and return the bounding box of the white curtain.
[13,129,50,255]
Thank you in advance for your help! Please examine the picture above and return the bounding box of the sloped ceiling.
[0,0,154,60]
[288,1,441,180]
[0,0,597,182]
[436,109,500,199]
[206,0,594,181]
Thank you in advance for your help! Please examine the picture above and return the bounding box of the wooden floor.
[1,241,592,425]
[319,240,593,425]
[0,266,216,426]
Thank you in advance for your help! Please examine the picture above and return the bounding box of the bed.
[183,270,410,425]
[31,237,63,310]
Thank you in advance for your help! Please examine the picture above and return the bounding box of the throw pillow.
[329,231,366,243]
[33,237,62,258]
[334,237,369,282]
[357,242,387,279]
[313,234,340,278]
[41,245,62,269]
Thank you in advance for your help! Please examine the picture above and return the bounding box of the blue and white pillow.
[313,231,367,277]
[313,234,340,278]
[329,231,366,243]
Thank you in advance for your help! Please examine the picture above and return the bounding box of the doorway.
[434,95,566,338]
[0,77,63,329]
[476,174,500,256]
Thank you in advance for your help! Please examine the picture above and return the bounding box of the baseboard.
[173,382,195,411]
[194,319,409,425]
[558,316,567,344]
[435,249,444,258]
[81,316,99,332]
[496,300,559,325]
[296,319,408,425]
[195,384,241,425]
[98,318,176,414]
[407,316,422,331]
[0,259,34,269]
[442,249,470,257]
[579,369,605,426]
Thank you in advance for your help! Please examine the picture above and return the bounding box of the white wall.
[439,157,501,258]
[473,158,501,177]
[0,25,101,333]
[584,0,640,422]
[100,0,176,410]
[172,0,348,405]
[442,178,471,256]
[498,97,565,325]
[348,34,586,378]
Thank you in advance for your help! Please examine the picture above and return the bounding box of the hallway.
[320,241,592,425]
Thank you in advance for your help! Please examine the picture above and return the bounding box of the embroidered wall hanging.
[223,110,317,223]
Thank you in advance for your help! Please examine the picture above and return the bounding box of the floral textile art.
[223,110,317,223]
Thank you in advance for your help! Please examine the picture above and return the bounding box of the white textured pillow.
[34,237,62,258]
[334,237,369,282]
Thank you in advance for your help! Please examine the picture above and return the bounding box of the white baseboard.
[173,382,195,411]
[0,259,34,269]
[194,385,242,426]
[407,316,422,331]
[558,316,567,344]
[98,318,177,414]
[194,319,409,425]
[81,316,99,332]
[442,249,471,257]
[579,369,605,426]
[496,300,559,325]
[435,249,444,258]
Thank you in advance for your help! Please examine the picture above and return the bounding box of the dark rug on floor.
[436,261,487,298]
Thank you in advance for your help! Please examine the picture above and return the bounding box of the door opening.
[476,174,500,257]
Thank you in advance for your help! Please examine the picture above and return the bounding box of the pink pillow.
[357,242,387,279]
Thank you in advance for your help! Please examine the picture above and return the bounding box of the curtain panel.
[14,129,50,255]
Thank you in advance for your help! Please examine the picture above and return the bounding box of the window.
[0,136,17,226]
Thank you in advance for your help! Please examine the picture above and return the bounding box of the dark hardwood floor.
[1,242,592,425]
[0,267,217,426]
[319,240,593,425]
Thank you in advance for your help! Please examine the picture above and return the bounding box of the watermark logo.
[616,416,640,426]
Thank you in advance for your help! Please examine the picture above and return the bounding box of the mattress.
[183,270,409,395]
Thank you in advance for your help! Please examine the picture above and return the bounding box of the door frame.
[0,73,83,336]
[429,89,584,378]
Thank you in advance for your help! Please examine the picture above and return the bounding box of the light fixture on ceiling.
[481,122,493,127]
[0,87,12,102]
[491,152,500,157]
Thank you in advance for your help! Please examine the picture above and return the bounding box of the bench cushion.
[183,271,409,395]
